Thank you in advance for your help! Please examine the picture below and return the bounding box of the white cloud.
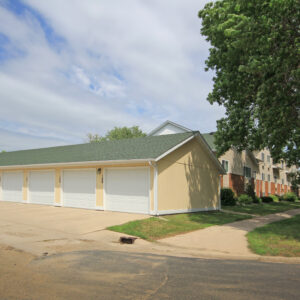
[0,0,224,150]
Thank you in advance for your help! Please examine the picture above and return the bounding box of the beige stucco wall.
[0,163,154,210]
[219,149,258,177]
[157,138,220,212]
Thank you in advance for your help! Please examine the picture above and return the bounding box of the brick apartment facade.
[202,133,298,197]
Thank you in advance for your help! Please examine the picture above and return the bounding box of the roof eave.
[0,158,155,170]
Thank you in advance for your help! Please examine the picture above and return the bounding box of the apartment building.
[254,149,297,197]
[149,121,298,197]
[203,132,296,196]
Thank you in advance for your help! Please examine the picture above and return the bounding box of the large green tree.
[87,126,146,142]
[199,0,299,166]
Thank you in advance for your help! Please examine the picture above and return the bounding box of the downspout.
[219,175,222,210]
[148,161,158,216]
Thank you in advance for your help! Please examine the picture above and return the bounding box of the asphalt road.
[2,248,299,300]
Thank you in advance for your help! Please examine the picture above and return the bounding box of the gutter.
[0,159,155,170]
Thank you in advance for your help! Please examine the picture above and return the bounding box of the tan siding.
[23,170,28,202]
[157,138,220,212]
[54,169,61,204]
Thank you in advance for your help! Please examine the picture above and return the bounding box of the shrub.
[269,194,279,203]
[221,188,236,206]
[276,194,284,201]
[253,196,262,204]
[238,194,253,205]
[261,196,273,203]
[283,192,298,202]
[245,183,256,201]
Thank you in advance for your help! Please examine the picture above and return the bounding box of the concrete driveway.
[0,202,147,255]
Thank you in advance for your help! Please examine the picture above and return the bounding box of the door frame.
[61,168,97,209]
[103,166,151,214]
[1,170,24,203]
[28,169,55,205]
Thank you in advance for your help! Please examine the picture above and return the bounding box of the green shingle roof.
[202,133,216,151]
[0,132,195,167]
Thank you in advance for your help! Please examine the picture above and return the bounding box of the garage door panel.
[29,171,55,205]
[63,169,96,209]
[2,171,23,202]
[105,168,149,214]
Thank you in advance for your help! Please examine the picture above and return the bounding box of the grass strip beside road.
[108,211,251,241]
[224,201,300,216]
[247,215,300,257]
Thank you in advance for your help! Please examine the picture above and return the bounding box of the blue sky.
[0,0,225,151]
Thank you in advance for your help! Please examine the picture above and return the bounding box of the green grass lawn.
[247,215,300,257]
[224,201,300,216]
[108,211,251,241]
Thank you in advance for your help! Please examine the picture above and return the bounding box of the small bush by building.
[269,194,279,202]
[283,192,298,202]
[245,183,256,201]
[221,188,236,206]
[253,196,262,204]
[238,194,253,205]
[261,196,273,203]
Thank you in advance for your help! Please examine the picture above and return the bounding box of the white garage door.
[62,169,96,209]
[1,171,23,202]
[105,168,149,214]
[29,171,55,205]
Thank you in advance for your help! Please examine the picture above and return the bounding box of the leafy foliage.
[283,192,298,202]
[238,194,253,205]
[221,187,236,206]
[88,126,146,143]
[261,196,273,203]
[269,194,279,203]
[245,183,256,201]
[199,0,300,166]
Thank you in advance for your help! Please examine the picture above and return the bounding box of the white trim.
[54,203,62,207]
[96,206,104,211]
[0,159,152,170]
[156,207,217,215]
[103,166,151,214]
[155,136,195,162]
[148,120,192,136]
[219,176,222,210]
[148,161,158,215]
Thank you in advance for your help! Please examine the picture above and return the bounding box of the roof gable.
[148,120,192,136]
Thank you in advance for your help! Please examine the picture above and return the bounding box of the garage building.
[0,131,224,215]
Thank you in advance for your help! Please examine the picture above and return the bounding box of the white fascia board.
[148,120,192,136]
[155,136,195,162]
[0,159,155,170]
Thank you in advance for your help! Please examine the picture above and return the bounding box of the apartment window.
[261,153,265,161]
[262,173,265,181]
[268,174,270,182]
[222,160,229,173]
[274,176,277,183]
[282,178,284,185]
[253,171,256,179]
[267,155,271,163]
[244,166,251,178]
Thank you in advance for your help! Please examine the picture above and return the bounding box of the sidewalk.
[156,208,300,261]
